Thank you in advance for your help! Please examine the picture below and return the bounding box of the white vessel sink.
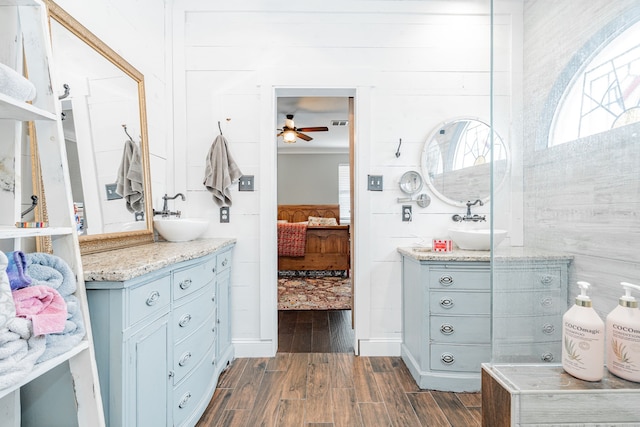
[154,217,209,242]
[448,228,508,251]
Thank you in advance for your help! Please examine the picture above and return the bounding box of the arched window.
[549,20,640,146]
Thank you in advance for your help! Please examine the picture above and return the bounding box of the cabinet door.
[216,268,231,360]
[128,315,170,427]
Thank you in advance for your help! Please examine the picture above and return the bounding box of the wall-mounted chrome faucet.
[154,193,186,218]
[452,199,486,222]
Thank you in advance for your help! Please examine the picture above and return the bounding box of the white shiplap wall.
[172,0,520,356]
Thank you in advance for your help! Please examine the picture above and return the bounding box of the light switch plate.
[368,175,383,191]
[220,206,230,223]
[105,183,122,200]
[239,175,254,191]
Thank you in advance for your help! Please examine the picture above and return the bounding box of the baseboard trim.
[358,338,402,356]
[232,339,276,358]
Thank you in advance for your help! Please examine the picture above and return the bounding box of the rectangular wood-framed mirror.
[41,0,154,254]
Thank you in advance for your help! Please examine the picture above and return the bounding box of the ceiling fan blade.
[276,131,284,137]
[296,132,313,141]
[296,126,328,132]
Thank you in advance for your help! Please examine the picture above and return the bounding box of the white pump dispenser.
[562,281,605,381]
[606,282,640,382]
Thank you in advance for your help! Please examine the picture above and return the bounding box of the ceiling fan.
[277,114,328,143]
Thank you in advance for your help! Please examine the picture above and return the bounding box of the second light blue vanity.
[81,238,235,427]
[398,246,572,392]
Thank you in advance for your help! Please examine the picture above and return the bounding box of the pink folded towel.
[12,285,67,336]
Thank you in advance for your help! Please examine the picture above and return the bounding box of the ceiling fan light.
[283,129,296,143]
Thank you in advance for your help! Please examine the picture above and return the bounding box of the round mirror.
[421,118,509,207]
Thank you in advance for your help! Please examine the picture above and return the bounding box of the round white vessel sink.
[448,228,508,251]
[154,217,209,242]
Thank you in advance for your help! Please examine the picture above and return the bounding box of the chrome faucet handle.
[452,214,464,222]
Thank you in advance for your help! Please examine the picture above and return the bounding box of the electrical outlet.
[402,205,412,222]
[220,206,230,223]
[368,175,383,191]
[239,175,254,191]
[105,183,122,200]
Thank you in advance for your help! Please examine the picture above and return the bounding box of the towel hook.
[218,121,223,135]
[58,83,70,100]
[395,138,402,158]
[122,124,133,142]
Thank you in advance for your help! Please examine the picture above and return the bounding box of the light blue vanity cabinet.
[83,240,235,427]
[399,248,571,393]
[401,256,492,392]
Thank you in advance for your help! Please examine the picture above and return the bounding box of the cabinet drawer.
[494,314,561,343]
[173,286,216,342]
[173,257,216,301]
[173,344,217,427]
[173,312,216,384]
[492,341,560,364]
[129,275,171,326]
[429,291,491,315]
[493,291,565,316]
[430,315,491,343]
[430,344,491,372]
[429,268,490,290]
[216,250,232,273]
[494,267,563,290]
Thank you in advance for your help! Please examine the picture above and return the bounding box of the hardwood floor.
[196,310,482,426]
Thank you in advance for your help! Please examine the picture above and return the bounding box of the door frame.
[259,86,369,356]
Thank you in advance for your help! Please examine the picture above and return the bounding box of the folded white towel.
[115,139,144,213]
[0,62,36,102]
[203,135,243,206]
[0,318,46,390]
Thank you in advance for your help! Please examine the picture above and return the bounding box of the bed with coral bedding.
[277,204,350,272]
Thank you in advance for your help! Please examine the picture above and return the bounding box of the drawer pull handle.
[178,314,192,327]
[222,258,228,267]
[178,392,192,409]
[212,267,216,273]
[441,353,455,365]
[541,352,554,362]
[542,323,555,334]
[440,323,455,335]
[179,352,192,367]
[540,297,553,307]
[540,275,553,286]
[179,278,192,290]
[439,275,454,286]
[212,326,216,333]
[168,370,174,378]
[212,295,216,303]
[146,291,160,306]
[439,298,454,309]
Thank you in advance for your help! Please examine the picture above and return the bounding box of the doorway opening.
[275,93,355,353]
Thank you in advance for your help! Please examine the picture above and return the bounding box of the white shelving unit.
[0,1,104,425]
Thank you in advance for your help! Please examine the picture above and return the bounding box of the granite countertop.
[81,238,236,282]
[398,246,574,262]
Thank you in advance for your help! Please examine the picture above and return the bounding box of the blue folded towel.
[26,252,76,297]
[6,251,32,290]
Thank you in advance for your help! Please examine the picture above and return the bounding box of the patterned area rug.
[278,275,352,310]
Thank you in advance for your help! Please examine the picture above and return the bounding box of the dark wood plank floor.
[196,310,482,426]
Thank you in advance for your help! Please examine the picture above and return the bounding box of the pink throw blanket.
[278,222,307,257]
[13,285,67,336]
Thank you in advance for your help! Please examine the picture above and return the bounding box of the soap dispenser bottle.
[606,282,640,382]
[562,281,605,381]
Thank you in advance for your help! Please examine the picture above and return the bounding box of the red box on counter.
[432,239,453,252]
